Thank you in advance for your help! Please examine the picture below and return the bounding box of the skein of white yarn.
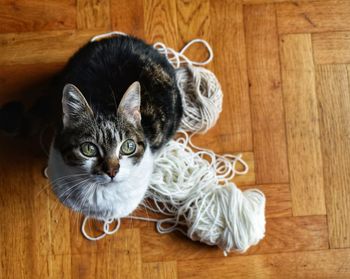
[143,131,265,254]
[81,32,266,255]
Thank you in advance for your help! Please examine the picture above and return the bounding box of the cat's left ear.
[118,81,141,125]
[62,84,94,128]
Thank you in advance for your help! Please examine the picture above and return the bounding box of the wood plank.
[71,229,142,278]
[177,249,350,279]
[0,0,76,33]
[0,63,64,105]
[0,29,109,65]
[176,0,210,63]
[279,34,326,216]
[71,253,97,279]
[233,152,256,187]
[143,261,178,279]
[316,64,350,248]
[69,215,97,255]
[50,254,72,279]
[277,0,350,34]
[240,184,292,218]
[110,0,144,38]
[198,0,253,153]
[0,256,50,279]
[0,139,54,277]
[144,0,179,48]
[313,31,350,65]
[244,4,289,184]
[141,216,328,262]
[77,0,111,29]
[99,228,142,279]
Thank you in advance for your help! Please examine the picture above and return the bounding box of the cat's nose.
[103,157,120,179]
[106,167,118,178]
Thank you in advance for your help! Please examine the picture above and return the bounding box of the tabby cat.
[46,35,182,220]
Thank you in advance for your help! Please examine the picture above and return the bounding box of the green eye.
[120,139,137,155]
[80,142,98,157]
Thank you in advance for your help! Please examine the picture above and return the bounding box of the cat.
[44,35,183,220]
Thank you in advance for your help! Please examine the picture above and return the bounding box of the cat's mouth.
[90,175,125,185]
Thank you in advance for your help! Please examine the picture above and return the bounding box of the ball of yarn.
[144,131,266,254]
[176,66,223,133]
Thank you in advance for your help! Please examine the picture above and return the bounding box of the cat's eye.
[80,142,98,157]
[120,139,137,155]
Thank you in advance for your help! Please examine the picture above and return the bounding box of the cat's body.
[46,35,182,220]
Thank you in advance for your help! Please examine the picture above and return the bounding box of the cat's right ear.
[62,84,93,127]
[118,81,141,126]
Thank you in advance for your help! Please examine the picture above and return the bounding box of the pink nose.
[106,167,118,178]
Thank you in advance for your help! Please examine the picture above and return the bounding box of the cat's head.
[47,81,154,220]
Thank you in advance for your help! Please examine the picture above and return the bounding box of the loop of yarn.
[153,38,213,68]
[81,32,266,255]
[82,217,121,241]
[90,31,127,42]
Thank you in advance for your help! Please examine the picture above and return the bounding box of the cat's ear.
[118,81,141,125]
[62,84,93,127]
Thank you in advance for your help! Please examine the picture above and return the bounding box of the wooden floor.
[1,0,350,278]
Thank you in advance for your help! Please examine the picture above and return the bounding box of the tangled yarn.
[154,39,221,133]
[143,131,265,253]
[81,32,266,255]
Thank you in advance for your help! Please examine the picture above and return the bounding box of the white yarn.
[155,39,221,132]
[90,31,127,42]
[79,33,266,255]
[82,217,120,241]
[176,66,222,133]
[143,131,265,253]
[153,39,213,68]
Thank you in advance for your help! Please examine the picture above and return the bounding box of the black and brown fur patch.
[54,35,182,152]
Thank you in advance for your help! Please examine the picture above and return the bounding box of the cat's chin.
[71,179,149,220]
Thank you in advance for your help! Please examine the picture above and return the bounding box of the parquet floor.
[1,0,350,278]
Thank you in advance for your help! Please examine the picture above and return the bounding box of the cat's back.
[57,35,182,150]
[58,35,177,112]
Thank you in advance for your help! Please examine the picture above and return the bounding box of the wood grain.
[233,152,256,186]
[313,31,350,65]
[0,0,76,33]
[110,0,145,38]
[71,229,142,279]
[141,216,328,262]
[77,0,111,29]
[144,0,179,48]
[177,249,350,279]
[0,29,108,65]
[143,261,178,279]
[279,34,326,216]
[50,254,72,279]
[316,65,350,248]
[203,0,253,153]
[0,138,52,277]
[244,4,289,184]
[277,0,350,34]
[176,0,210,62]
